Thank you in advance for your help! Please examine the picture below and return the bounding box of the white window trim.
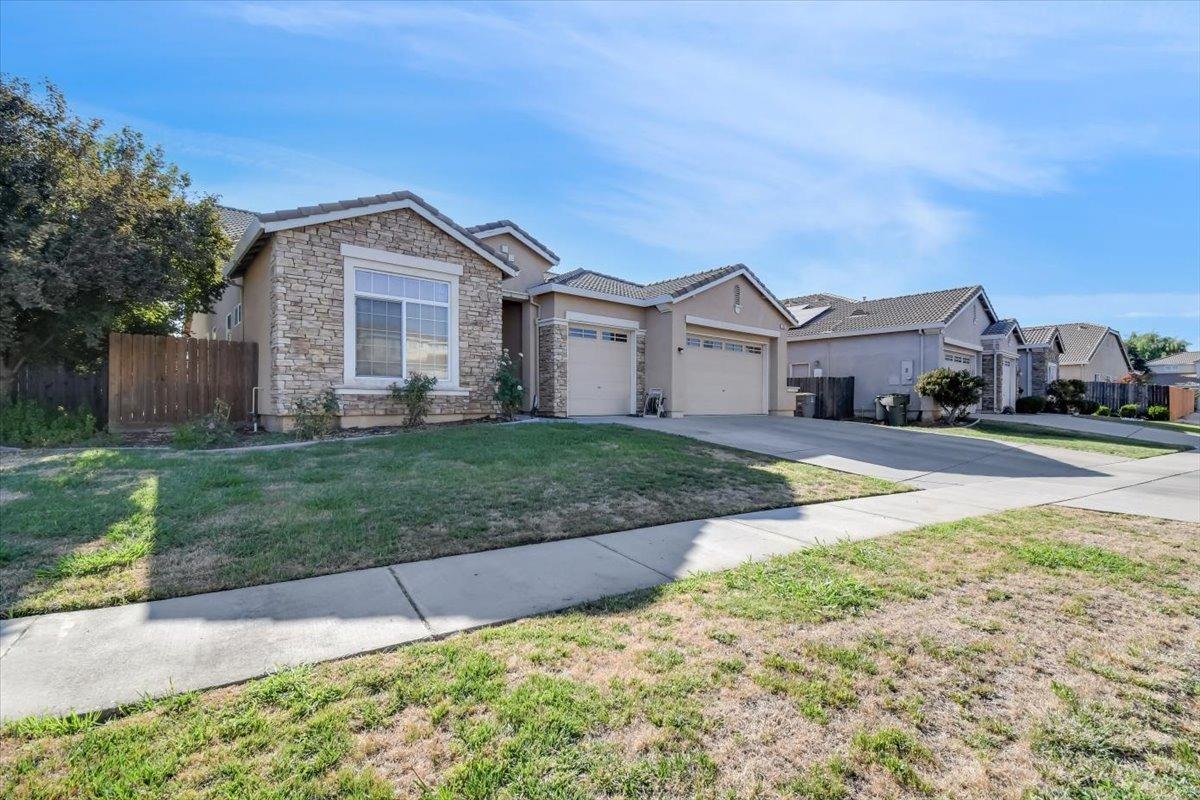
[342,251,461,390]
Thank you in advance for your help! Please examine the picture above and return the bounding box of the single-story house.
[979,318,1026,413]
[784,285,1001,419]
[1050,323,1133,382]
[193,190,795,430]
[1017,325,1065,398]
[1145,350,1200,386]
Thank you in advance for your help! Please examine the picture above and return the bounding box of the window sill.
[333,385,471,397]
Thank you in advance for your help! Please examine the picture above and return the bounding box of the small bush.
[1075,399,1100,415]
[390,373,438,428]
[1015,396,1045,414]
[1094,405,1111,417]
[292,388,340,439]
[0,399,100,447]
[171,399,236,449]
[492,349,524,421]
[1118,404,1138,419]
[1047,379,1087,413]
[915,368,985,425]
[1146,404,1169,421]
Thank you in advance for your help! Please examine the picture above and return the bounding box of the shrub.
[1075,399,1100,415]
[0,399,100,447]
[1015,396,1045,414]
[1118,404,1138,419]
[915,368,984,425]
[492,349,524,421]
[1146,404,1169,421]
[171,399,236,449]
[390,373,438,428]
[1047,379,1087,413]
[1094,405,1111,417]
[292,388,339,439]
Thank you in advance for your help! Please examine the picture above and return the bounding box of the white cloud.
[217,1,1196,265]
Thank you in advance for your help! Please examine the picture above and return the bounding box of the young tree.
[0,77,229,392]
[1124,331,1189,371]
[915,367,985,425]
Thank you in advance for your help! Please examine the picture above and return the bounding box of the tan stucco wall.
[1060,333,1129,382]
[943,296,990,345]
[489,232,554,294]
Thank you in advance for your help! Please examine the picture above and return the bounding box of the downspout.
[529,297,541,414]
[916,329,927,421]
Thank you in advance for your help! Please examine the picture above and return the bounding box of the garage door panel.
[567,326,632,416]
[684,332,766,415]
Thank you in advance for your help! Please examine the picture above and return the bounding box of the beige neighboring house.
[1145,350,1200,387]
[1017,325,1065,398]
[785,285,1001,419]
[1050,323,1133,382]
[192,190,796,430]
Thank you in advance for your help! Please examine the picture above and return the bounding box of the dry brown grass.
[3,507,1197,799]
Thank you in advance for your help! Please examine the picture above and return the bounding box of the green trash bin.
[880,393,910,426]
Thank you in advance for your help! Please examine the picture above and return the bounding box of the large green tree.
[0,77,229,390]
[1124,331,1190,371]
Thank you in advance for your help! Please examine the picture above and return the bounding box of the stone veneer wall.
[981,353,1000,412]
[635,331,646,413]
[537,321,568,417]
[1027,349,1057,397]
[267,208,503,426]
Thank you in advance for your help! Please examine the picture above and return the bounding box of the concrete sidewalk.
[975,411,1200,447]
[3,448,1196,722]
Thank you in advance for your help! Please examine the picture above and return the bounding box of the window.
[233,303,242,327]
[701,339,721,350]
[686,336,701,348]
[745,344,763,355]
[724,342,744,353]
[569,326,597,340]
[602,331,628,343]
[225,312,233,330]
[352,267,450,381]
[1047,363,1058,382]
[943,350,975,371]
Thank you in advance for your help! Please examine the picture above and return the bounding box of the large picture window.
[352,267,450,381]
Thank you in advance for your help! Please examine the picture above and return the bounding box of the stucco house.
[784,285,1001,420]
[1145,351,1200,386]
[193,190,795,430]
[1050,323,1133,382]
[1017,325,1065,398]
[979,319,1026,413]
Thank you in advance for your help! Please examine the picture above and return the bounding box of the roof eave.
[472,225,560,266]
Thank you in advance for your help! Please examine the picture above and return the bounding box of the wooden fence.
[10,363,108,420]
[1168,386,1197,420]
[108,334,258,430]
[786,376,855,420]
[1083,381,1169,413]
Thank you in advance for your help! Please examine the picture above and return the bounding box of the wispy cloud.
[220,0,1198,259]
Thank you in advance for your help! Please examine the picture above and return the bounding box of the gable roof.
[1147,350,1200,367]
[531,264,796,323]
[784,292,855,308]
[1020,324,1065,353]
[217,206,258,241]
[981,318,1026,345]
[466,220,560,266]
[1051,322,1131,369]
[788,285,991,340]
[221,191,517,278]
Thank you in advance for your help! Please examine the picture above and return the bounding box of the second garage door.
[567,325,633,416]
[683,333,766,415]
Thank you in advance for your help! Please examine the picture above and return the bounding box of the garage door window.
[569,327,597,340]
[686,336,701,348]
[745,344,763,355]
[943,350,976,372]
[601,331,628,343]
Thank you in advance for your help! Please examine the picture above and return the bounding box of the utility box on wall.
[900,359,914,384]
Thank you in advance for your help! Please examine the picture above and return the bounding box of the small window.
[569,327,597,340]
[232,303,242,328]
[686,336,701,348]
[746,344,763,355]
[225,312,233,330]
[734,285,742,306]
[724,342,744,353]
[601,331,628,343]
[702,339,721,350]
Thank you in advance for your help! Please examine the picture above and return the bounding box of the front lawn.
[0,422,901,617]
[3,506,1196,799]
[917,419,1190,459]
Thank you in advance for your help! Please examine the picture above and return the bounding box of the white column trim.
[340,243,463,275]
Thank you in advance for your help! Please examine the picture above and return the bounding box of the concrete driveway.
[583,414,1138,487]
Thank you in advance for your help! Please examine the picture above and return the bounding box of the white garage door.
[683,333,766,415]
[567,325,632,416]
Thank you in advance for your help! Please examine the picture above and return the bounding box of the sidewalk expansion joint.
[0,619,36,661]
[387,565,433,636]
[584,537,674,581]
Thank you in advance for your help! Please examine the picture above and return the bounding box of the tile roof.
[788,285,985,339]
[783,292,855,308]
[1021,325,1060,346]
[1147,350,1200,367]
[544,265,741,301]
[466,220,560,264]
[1052,322,1122,365]
[216,206,258,241]
[981,319,1017,337]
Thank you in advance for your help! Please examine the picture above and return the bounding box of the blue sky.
[3,0,1198,344]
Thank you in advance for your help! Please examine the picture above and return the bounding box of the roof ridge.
[857,284,981,305]
[645,263,739,288]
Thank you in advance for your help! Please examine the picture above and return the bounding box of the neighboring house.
[194,190,795,430]
[1145,351,1200,386]
[1017,325,1065,398]
[1050,323,1133,382]
[979,319,1026,413]
[784,285,1000,419]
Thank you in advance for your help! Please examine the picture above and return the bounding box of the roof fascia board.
[473,226,560,265]
[790,322,946,341]
[669,268,798,325]
[528,282,668,307]
[259,199,517,277]
[222,220,264,278]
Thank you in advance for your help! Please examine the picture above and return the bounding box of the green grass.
[0,422,903,617]
[2,506,1197,799]
[1085,414,1200,435]
[918,419,1189,458]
